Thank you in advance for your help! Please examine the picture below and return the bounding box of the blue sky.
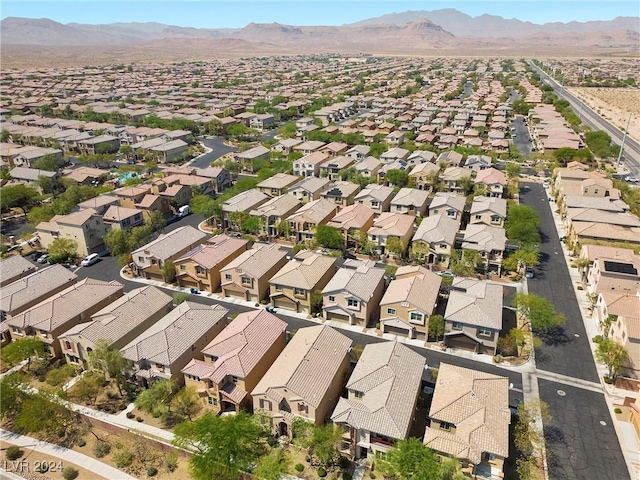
[2,1,638,28]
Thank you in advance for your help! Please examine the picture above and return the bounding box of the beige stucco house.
[355,185,394,216]
[286,198,338,244]
[36,208,109,257]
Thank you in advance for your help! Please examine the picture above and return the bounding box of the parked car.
[37,254,50,264]
[524,267,535,278]
[31,251,45,261]
[81,253,100,267]
[437,270,455,278]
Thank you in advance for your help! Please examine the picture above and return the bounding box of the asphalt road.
[188,137,238,169]
[512,114,534,157]
[538,379,630,480]
[519,182,599,383]
[529,61,640,177]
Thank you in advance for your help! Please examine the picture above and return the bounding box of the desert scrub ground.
[570,87,640,141]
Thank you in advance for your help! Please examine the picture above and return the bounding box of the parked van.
[81,253,100,267]
[177,205,191,217]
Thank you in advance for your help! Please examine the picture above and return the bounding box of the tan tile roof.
[6,278,123,333]
[429,192,466,214]
[222,189,269,213]
[327,203,375,231]
[391,188,429,209]
[380,266,441,315]
[470,196,507,218]
[256,173,300,190]
[1,264,77,315]
[120,302,228,366]
[221,243,288,279]
[412,214,460,246]
[444,279,503,330]
[252,325,352,408]
[423,363,510,464]
[132,225,206,261]
[331,342,425,439]
[368,213,415,238]
[250,194,300,218]
[103,205,143,222]
[322,264,385,300]
[462,224,506,253]
[57,208,98,226]
[175,234,247,270]
[475,167,506,186]
[0,255,36,286]
[355,184,394,203]
[269,253,337,290]
[287,198,337,225]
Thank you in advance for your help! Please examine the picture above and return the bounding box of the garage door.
[446,335,477,352]
[224,289,246,301]
[384,325,410,337]
[274,297,297,311]
[179,277,199,289]
[327,312,351,323]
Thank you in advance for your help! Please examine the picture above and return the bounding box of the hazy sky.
[2,1,638,28]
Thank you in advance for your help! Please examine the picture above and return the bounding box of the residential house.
[429,192,466,221]
[78,134,120,155]
[326,204,375,248]
[252,325,352,437]
[221,243,289,303]
[412,214,460,267]
[272,138,302,155]
[407,150,436,166]
[367,213,415,255]
[256,173,300,197]
[585,256,640,295]
[8,167,58,193]
[379,266,441,340]
[1,265,77,320]
[580,245,640,294]
[102,205,144,230]
[331,342,426,459]
[132,225,207,281]
[598,292,640,377]
[287,198,338,243]
[355,185,394,216]
[36,208,108,257]
[461,224,506,273]
[319,156,355,181]
[390,188,429,217]
[353,156,383,178]
[77,195,120,216]
[322,260,386,327]
[174,235,248,293]
[149,139,188,163]
[121,302,229,386]
[475,168,507,198]
[182,310,287,413]
[320,142,349,158]
[269,252,338,314]
[293,141,326,156]
[345,145,370,161]
[249,194,301,238]
[441,167,473,194]
[444,278,503,355]
[464,155,493,173]
[289,176,332,203]
[423,363,510,480]
[59,286,173,368]
[0,255,36,288]
[437,150,464,167]
[236,145,270,170]
[470,196,507,227]
[62,166,108,185]
[114,185,152,209]
[321,181,361,209]
[408,162,440,192]
[293,152,329,177]
[6,279,123,358]
[222,189,270,229]
[195,166,232,194]
[134,193,172,219]
[380,147,409,163]
[250,114,275,130]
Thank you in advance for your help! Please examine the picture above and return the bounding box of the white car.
[81,253,100,267]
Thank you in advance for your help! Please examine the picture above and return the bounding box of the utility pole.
[615,113,632,170]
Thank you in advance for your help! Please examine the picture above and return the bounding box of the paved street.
[519,182,599,383]
[538,380,629,480]
[187,136,238,168]
[512,115,534,156]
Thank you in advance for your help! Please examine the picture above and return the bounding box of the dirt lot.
[569,87,640,141]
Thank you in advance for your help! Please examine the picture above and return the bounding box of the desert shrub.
[369,473,376,479]
[493,354,503,363]
[126,412,135,419]
[592,335,604,343]
[615,407,622,414]
[339,456,350,469]
[5,446,23,460]
[62,466,79,480]
[45,364,76,386]
[295,463,305,472]
[136,416,143,422]
[165,451,178,473]
[93,440,111,458]
[318,467,327,478]
[77,438,86,447]
[38,375,47,382]
[113,450,134,468]
[147,466,158,477]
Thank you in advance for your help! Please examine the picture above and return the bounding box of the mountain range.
[1,9,638,67]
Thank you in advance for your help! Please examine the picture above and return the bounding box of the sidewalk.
[0,429,136,480]
[0,360,28,379]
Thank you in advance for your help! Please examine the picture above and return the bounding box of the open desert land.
[569,86,640,141]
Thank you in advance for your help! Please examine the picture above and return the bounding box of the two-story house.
[379,266,441,340]
[353,156,383,178]
[322,260,386,327]
[6,279,124,358]
[36,208,109,257]
[320,181,361,210]
[319,156,356,181]
[390,188,430,217]
[461,224,506,273]
[249,194,301,238]
[441,166,472,194]
[102,205,145,230]
[256,173,301,197]
[331,342,426,459]
[252,325,352,437]
[293,152,330,177]
[221,189,270,230]
[221,243,289,303]
[429,192,466,221]
[59,286,173,368]
[269,252,338,314]
[474,168,507,198]
[286,198,338,243]
[355,185,395,216]
[411,214,460,267]
[423,363,510,480]
[174,235,248,293]
[121,302,229,387]
[182,310,287,413]
[367,212,415,255]
[132,225,207,281]
[289,176,332,204]
[407,162,440,192]
[444,278,503,355]
[195,166,232,194]
[470,196,507,227]
[326,204,376,249]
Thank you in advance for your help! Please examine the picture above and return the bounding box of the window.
[410,312,424,324]
[180,265,186,271]
[478,327,492,337]
[298,403,308,413]
[138,256,145,263]
[354,391,364,399]
[440,421,453,431]
[241,276,251,285]
[275,284,283,291]
[196,266,206,275]
[225,274,232,280]
[328,295,335,302]
[475,215,482,220]
[231,376,238,384]
[208,397,218,406]
[387,308,396,316]
[294,287,305,296]
[452,322,463,331]
[347,299,359,308]
[371,201,379,208]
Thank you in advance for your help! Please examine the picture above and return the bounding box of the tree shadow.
[544,424,566,445]
[535,326,572,346]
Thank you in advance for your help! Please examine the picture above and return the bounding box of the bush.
[339,456,350,469]
[295,463,305,472]
[38,375,47,382]
[136,416,144,422]
[147,466,159,477]
[592,335,604,343]
[343,474,353,480]
[577,285,584,290]
[318,467,327,478]
[77,438,86,447]
[62,466,79,480]
[604,376,614,384]
[93,440,111,458]
[376,322,381,329]
[5,446,23,460]
[126,412,135,419]
[113,450,134,468]
[493,354,503,363]
[614,407,622,414]
[369,474,376,479]
[165,451,178,473]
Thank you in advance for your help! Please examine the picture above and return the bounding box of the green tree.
[103,228,133,264]
[162,260,176,283]
[36,175,55,194]
[428,315,445,342]
[505,162,521,180]
[514,293,565,332]
[72,371,104,405]
[514,400,550,480]
[595,338,629,379]
[1,337,46,366]
[385,236,407,258]
[369,142,387,158]
[240,216,263,235]
[310,290,323,314]
[47,237,77,263]
[171,387,202,422]
[409,241,430,262]
[135,379,176,416]
[173,291,191,305]
[88,339,133,396]
[505,204,541,245]
[252,448,291,480]
[146,210,166,234]
[191,195,217,224]
[377,437,441,480]
[33,154,59,172]
[173,412,269,480]
[315,225,344,250]
[0,373,29,421]
[15,391,76,436]
[0,184,39,215]
[384,169,408,188]
[301,424,343,468]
